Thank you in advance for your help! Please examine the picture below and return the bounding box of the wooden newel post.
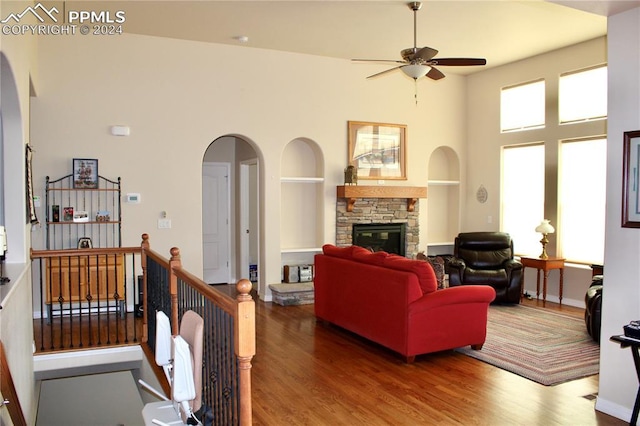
[169,247,181,336]
[140,233,150,342]
[235,279,255,425]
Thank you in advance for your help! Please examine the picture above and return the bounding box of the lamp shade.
[535,219,555,234]
[401,64,430,79]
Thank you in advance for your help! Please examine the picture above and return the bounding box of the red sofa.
[314,244,496,362]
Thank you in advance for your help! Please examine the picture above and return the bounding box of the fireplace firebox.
[352,223,406,256]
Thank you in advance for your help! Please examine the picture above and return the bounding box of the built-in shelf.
[280,177,324,183]
[281,247,323,254]
[280,139,324,269]
[336,185,428,212]
[428,146,461,247]
[427,180,460,186]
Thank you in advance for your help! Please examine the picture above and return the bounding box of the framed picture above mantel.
[348,121,407,180]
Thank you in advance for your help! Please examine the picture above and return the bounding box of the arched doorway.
[1,52,27,262]
[202,135,261,293]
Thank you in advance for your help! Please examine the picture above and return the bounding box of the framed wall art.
[73,158,98,189]
[26,144,38,224]
[622,130,640,227]
[348,121,407,180]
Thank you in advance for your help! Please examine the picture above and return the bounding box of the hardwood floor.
[251,296,625,425]
[33,311,142,353]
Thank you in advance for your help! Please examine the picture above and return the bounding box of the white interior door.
[202,163,230,284]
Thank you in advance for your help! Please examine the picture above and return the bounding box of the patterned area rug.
[456,304,599,386]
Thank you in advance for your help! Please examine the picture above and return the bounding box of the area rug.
[455,304,599,386]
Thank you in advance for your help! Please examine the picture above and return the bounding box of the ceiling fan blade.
[426,66,445,80]
[352,59,407,65]
[432,58,487,67]
[412,47,438,62]
[367,66,402,79]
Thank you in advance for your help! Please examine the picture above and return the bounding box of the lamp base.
[539,234,549,259]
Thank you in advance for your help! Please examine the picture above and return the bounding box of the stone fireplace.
[336,185,426,257]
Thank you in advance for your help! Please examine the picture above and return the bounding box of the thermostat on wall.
[126,193,141,203]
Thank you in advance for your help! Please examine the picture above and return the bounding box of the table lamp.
[535,219,555,259]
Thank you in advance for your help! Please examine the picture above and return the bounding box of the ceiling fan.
[352,1,486,81]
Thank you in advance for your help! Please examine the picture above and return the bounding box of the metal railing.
[31,233,255,425]
[30,246,142,352]
[141,235,255,425]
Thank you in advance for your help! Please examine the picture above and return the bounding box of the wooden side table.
[520,256,565,306]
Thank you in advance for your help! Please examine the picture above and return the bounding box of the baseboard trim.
[595,396,631,423]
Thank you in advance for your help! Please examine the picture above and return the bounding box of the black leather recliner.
[448,232,523,304]
[585,275,603,343]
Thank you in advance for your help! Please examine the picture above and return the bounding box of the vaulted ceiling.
[87,1,639,75]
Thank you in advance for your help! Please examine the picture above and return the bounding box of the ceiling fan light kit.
[352,1,486,84]
[401,64,430,79]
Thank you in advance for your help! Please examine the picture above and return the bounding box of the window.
[500,79,545,132]
[501,144,545,256]
[559,65,607,124]
[558,138,607,264]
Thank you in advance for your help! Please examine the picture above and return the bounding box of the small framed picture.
[73,158,99,189]
[77,237,93,249]
[52,205,60,222]
[73,210,89,223]
[96,210,111,222]
[63,207,74,221]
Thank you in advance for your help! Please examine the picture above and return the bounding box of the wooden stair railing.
[0,341,27,426]
[140,234,255,425]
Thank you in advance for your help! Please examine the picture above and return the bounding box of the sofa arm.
[409,285,496,314]
[447,258,465,286]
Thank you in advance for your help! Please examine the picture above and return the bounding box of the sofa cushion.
[352,246,389,265]
[383,255,437,294]
[322,244,355,259]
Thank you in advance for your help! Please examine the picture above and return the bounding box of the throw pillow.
[416,252,447,289]
[352,247,388,265]
[426,256,446,289]
[322,244,354,259]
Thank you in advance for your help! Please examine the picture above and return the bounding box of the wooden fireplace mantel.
[337,185,428,212]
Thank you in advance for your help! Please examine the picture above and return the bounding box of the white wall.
[30,33,468,298]
[0,1,40,424]
[596,7,640,422]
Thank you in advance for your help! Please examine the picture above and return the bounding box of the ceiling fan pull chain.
[414,78,419,105]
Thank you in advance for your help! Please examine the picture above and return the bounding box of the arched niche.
[427,146,460,252]
[280,138,325,268]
